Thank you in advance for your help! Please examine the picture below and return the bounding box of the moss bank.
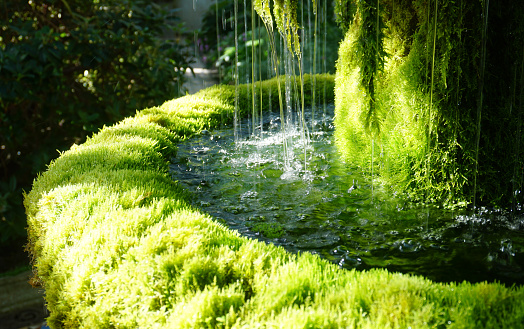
[25,75,524,328]
[334,0,524,208]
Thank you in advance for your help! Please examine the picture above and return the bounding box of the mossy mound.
[24,75,524,328]
[335,0,524,208]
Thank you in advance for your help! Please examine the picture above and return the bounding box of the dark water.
[170,105,524,286]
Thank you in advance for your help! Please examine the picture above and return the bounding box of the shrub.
[0,0,192,253]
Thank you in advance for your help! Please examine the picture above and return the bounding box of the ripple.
[170,105,524,286]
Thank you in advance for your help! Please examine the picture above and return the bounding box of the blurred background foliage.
[0,0,193,271]
[196,0,342,84]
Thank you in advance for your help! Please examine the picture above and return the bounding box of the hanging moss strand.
[473,0,489,209]
[335,0,357,32]
[355,0,386,136]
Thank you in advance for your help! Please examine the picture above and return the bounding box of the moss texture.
[334,0,524,208]
[25,75,524,328]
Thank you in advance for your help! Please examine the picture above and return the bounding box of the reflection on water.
[170,105,524,286]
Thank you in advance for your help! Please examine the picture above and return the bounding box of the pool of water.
[170,105,524,286]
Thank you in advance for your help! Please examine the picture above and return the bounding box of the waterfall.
[427,0,438,202]
[322,0,328,119]
[513,46,524,212]
[312,0,318,129]
[253,0,288,164]
[216,0,221,85]
[243,0,251,138]
[234,0,240,144]
[246,0,335,174]
[473,0,489,210]
[258,15,264,140]
[251,0,257,136]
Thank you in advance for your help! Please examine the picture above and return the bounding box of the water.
[170,105,524,286]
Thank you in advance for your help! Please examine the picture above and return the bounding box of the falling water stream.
[170,105,524,286]
[188,0,524,287]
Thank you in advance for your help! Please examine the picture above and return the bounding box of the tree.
[0,0,192,261]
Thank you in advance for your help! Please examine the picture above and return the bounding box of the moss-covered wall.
[24,74,524,328]
[335,0,524,207]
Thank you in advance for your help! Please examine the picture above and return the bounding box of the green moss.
[24,74,524,328]
[336,19,436,201]
[250,222,285,239]
[334,0,524,208]
[88,121,179,158]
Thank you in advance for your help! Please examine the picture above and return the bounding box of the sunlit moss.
[24,73,524,328]
[335,0,524,208]
[334,1,467,206]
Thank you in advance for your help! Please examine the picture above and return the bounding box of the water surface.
[170,106,524,285]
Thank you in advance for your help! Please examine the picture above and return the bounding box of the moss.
[335,0,524,208]
[250,222,285,239]
[24,74,524,328]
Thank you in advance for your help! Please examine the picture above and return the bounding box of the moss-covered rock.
[24,74,524,328]
[335,0,524,208]
[335,14,432,204]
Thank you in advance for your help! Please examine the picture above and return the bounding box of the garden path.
[183,55,219,94]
